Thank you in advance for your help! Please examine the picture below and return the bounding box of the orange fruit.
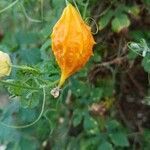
[51,3,95,87]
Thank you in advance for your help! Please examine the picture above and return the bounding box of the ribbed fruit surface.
[51,4,95,87]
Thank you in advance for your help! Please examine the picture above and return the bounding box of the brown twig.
[96,55,127,67]
[88,55,127,83]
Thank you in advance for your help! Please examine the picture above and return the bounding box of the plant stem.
[0,0,19,14]
[45,80,59,88]
[0,80,39,90]
[11,64,40,73]
[0,79,59,90]
[73,0,81,16]
[65,0,69,5]
[83,0,89,19]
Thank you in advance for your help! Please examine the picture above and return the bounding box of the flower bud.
[0,51,11,78]
[51,3,95,87]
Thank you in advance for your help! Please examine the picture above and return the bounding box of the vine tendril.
[0,87,46,129]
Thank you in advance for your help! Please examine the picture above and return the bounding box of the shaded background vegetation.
[0,0,150,149]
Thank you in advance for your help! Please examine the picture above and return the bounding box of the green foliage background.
[0,0,150,149]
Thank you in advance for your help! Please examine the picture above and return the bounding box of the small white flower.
[50,87,60,98]
[0,145,7,150]
[0,51,12,78]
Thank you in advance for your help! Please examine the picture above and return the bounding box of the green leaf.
[142,54,150,73]
[70,79,90,98]
[8,82,25,96]
[0,101,20,142]
[142,129,150,149]
[19,137,39,150]
[36,119,51,141]
[111,14,130,33]
[127,6,140,16]
[128,39,150,57]
[20,91,41,108]
[128,48,139,60]
[83,113,98,134]
[80,136,99,149]
[96,78,114,97]
[92,51,102,62]
[15,32,39,45]
[98,141,113,150]
[143,0,150,5]
[106,120,120,132]
[91,87,103,102]
[19,48,41,65]
[19,108,36,123]
[0,122,20,142]
[109,132,129,147]
[73,109,83,127]
[99,10,113,30]
[40,39,51,60]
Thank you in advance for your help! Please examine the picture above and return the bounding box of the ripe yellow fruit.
[0,51,11,78]
[51,3,95,87]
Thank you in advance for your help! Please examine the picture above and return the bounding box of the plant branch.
[0,80,39,90]
[0,0,19,14]
[96,55,127,67]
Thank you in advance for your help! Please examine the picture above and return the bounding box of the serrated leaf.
[106,120,120,132]
[98,141,113,150]
[91,87,103,102]
[127,6,140,16]
[109,132,129,147]
[70,79,90,98]
[83,113,98,134]
[111,14,130,33]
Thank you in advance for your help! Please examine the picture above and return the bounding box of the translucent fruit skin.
[0,51,11,78]
[51,4,95,87]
